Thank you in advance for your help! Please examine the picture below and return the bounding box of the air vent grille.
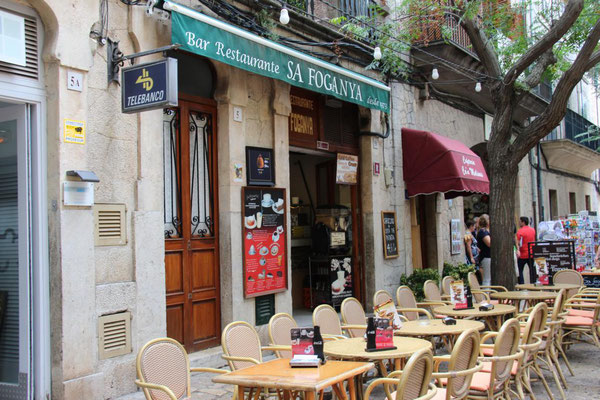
[94,203,127,246]
[0,13,38,79]
[98,312,132,359]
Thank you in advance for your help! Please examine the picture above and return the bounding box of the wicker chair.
[222,321,289,370]
[562,289,600,348]
[467,272,494,303]
[467,318,524,399]
[441,276,454,297]
[135,337,227,400]
[364,348,437,400]
[431,329,483,400]
[423,280,451,304]
[268,313,296,359]
[396,286,433,321]
[313,304,347,340]
[373,289,395,308]
[340,297,368,338]
[534,289,569,399]
[553,269,584,298]
[507,302,551,399]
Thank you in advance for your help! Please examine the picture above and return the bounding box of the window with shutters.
[94,203,127,246]
[0,8,38,79]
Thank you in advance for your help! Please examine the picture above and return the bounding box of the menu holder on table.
[365,317,397,352]
[450,280,473,310]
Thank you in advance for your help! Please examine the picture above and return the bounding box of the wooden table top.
[433,303,516,318]
[324,336,431,360]
[490,290,556,301]
[515,283,581,291]
[396,319,485,336]
[212,358,373,392]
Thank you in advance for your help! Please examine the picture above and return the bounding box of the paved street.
[120,341,600,400]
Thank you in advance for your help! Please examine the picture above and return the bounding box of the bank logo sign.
[121,58,178,114]
[171,9,390,113]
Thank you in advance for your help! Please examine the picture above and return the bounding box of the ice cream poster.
[243,187,287,297]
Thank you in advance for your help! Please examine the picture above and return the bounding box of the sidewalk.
[119,341,600,399]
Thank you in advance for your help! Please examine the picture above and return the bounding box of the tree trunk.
[488,152,519,290]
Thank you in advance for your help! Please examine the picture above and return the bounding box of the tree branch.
[524,50,557,89]
[461,17,502,78]
[513,18,600,159]
[586,50,600,71]
[505,0,585,85]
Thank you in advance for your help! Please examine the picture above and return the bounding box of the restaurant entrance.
[288,87,364,311]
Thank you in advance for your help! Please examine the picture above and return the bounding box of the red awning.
[401,128,489,199]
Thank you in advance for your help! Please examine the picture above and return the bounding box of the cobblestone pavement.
[123,341,600,400]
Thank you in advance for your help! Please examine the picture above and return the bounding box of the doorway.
[0,103,30,397]
[163,98,220,351]
[410,195,438,269]
[289,151,362,312]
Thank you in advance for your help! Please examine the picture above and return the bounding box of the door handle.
[188,293,192,300]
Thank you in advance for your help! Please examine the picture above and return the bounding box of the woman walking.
[476,214,491,286]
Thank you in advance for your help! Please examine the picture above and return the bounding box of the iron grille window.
[189,111,214,237]
[164,108,182,238]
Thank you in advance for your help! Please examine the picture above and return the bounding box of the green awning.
[164,1,390,113]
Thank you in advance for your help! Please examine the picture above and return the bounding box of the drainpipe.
[529,150,538,229]
[536,143,545,221]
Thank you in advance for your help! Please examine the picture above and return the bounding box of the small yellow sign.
[64,119,85,144]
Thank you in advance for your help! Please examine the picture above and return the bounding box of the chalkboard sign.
[528,240,575,284]
[583,273,600,289]
[381,211,399,259]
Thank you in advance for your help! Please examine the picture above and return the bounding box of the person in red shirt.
[515,216,536,284]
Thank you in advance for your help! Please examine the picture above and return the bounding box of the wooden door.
[163,98,220,351]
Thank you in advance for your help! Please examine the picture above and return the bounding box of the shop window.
[549,189,558,219]
[569,192,577,214]
[586,195,591,211]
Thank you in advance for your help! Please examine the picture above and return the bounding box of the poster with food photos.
[243,187,288,297]
[291,327,315,356]
[375,318,395,349]
[330,256,353,307]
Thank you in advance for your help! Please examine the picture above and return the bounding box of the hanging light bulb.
[431,68,439,80]
[373,46,382,60]
[279,8,290,25]
[475,82,482,92]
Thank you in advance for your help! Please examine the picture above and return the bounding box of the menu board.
[528,240,575,284]
[450,219,461,255]
[242,187,287,297]
[583,272,600,288]
[381,211,399,259]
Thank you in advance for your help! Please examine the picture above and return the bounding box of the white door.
[0,103,30,398]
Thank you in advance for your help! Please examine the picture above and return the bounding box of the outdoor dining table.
[212,358,373,400]
[490,290,556,310]
[324,336,432,374]
[432,303,516,331]
[395,319,485,350]
[515,283,581,291]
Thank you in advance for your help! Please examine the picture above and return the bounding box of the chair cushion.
[564,316,598,327]
[441,372,493,392]
[568,309,595,318]
[481,347,494,356]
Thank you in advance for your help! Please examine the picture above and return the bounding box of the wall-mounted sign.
[381,211,399,259]
[63,181,94,206]
[121,58,178,113]
[64,119,86,144]
[242,187,288,297]
[289,89,319,148]
[373,162,380,176]
[246,146,275,186]
[450,219,461,255]
[336,153,358,184]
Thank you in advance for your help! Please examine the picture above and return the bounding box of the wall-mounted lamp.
[475,82,482,92]
[373,46,382,61]
[431,68,439,80]
[67,170,100,182]
[279,8,290,25]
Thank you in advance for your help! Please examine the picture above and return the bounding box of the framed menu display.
[528,240,575,285]
[242,187,288,297]
[450,219,461,255]
[246,146,275,186]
